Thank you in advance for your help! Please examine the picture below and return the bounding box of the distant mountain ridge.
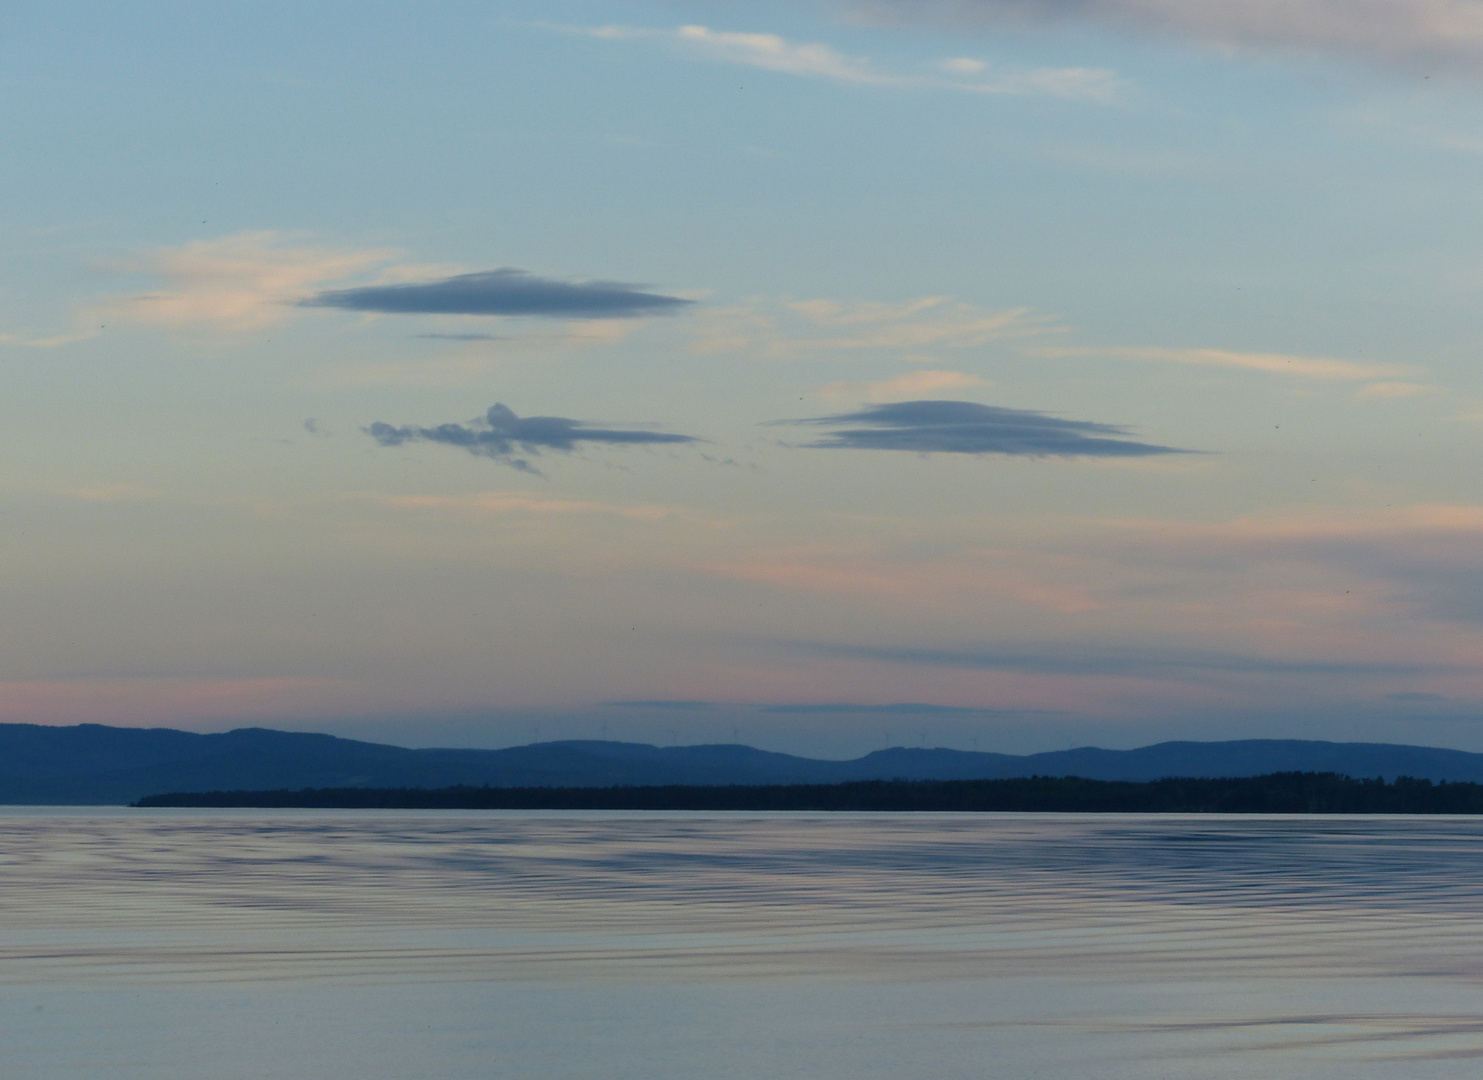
[6,723,1483,804]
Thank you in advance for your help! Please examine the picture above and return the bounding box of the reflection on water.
[4,810,1483,1078]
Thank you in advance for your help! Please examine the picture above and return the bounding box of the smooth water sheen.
[5,810,1483,1078]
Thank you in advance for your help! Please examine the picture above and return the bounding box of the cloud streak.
[415,332,506,341]
[813,370,991,402]
[304,269,693,319]
[367,403,700,472]
[580,23,906,84]
[671,24,901,84]
[108,232,391,331]
[800,640,1444,678]
[955,64,1124,100]
[850,0,1483,74]
[692,296,1048,359]
[1036,344,1411,380]
[758,701,1059,715]
[575,23,1120,101]
[776,399,1188,457]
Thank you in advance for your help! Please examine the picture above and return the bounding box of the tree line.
[134,772,1483,813]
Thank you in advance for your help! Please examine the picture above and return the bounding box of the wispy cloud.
[797,640,1443,678]
[64,484,163,503]
[574,22,898,83]
[367,403,700,472]
[936,52,1124,100]
[758,701,1058,715]
[671,503,1483,693]
[1036,344,1412,380]
[605,698,1056,715]
[609,699,719,710]
[639,503,1483,718]
[570,23,1121,101]
[956,65,1124,102]
[793,300,1036,350]
[775,399,1188,457]
[790,297,952,325]
[304,268,693,319]
[849,0,1483,74]
[794,295,1038,345]
[1104,504,1483,629]
[414,332,506,341]
[941,57,988,75]
[1355,380,1440,398]
[99,236,689,333]
[671,24,902,84]
[691,540,1107,614]
[693,295,1048,359]
[813,370,991,402]
[105,232,391,331]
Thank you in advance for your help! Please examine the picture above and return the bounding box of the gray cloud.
[851,0,1483,73]
[608,698,1053,715]
[303,269,693,319]
[796,640,1446,677]
[776,399,1186,457]
[759,702,1060,715]
[1353,560,1483,626]
[414,332,507,341]
[1212,529,1483,627]
[609,700,719,710]
[367,403,700,472]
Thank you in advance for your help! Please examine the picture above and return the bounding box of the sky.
[5,0,1483,755]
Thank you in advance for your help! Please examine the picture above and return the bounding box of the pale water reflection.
[4,809,1483,1078]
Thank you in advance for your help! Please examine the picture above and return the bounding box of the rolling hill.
[6,723,1483,804]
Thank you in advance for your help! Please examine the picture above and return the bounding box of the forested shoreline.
[134,772,1483,813]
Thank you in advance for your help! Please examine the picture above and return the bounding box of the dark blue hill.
[5,723,1483,804]
[829,741,1483,784]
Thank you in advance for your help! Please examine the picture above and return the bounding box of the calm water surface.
[4,809,1483,1078]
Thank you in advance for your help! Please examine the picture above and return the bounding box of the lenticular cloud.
[304,268,692,318]
[778,399,1186,457]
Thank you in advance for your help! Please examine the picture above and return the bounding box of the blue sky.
[6,0,1483,754]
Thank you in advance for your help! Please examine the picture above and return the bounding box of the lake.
[4,809,1483,1078]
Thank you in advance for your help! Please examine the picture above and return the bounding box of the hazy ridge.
[7,723,1483,804]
